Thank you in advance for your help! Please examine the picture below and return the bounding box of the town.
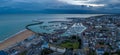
[0,15,120,55]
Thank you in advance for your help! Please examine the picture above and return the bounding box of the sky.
[0,0,120,14]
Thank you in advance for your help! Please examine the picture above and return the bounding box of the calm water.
[0,14,103,42]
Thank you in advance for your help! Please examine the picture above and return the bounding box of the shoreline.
[0,29,27,43]
[0,29,35,50]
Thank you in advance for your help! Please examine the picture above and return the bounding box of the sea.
[0,14,104,42]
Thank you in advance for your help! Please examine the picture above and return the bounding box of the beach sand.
[0,30,35,50]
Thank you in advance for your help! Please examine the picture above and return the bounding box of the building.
[96,48,105,55]
[0,50,8,55]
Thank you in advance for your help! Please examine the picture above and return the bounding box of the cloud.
[58,0,105,7]
[0,0,120,13]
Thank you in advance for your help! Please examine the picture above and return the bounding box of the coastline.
[0,29,35,50]
[0,29,27,43]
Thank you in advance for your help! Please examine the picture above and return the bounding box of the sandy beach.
[0,30,35,50]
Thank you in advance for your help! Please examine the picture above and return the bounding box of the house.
[0,50,8,55]
[96,48,105,55]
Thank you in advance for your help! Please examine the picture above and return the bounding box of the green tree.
[103,52,109,55]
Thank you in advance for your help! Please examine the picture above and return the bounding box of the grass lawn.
[19,51,27,55]
[60,41,79,49]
